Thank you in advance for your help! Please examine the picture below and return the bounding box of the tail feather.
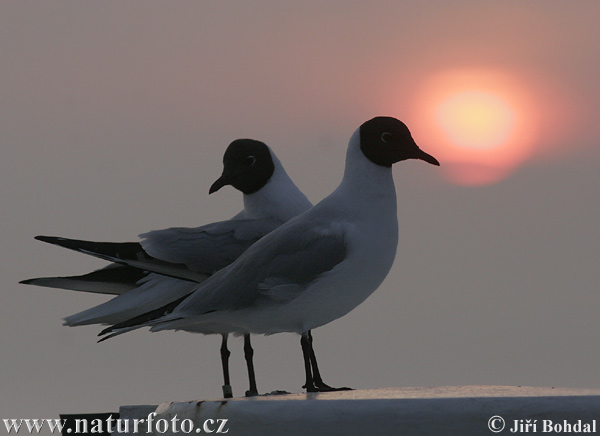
[33,235,208,283]
[63,274,198,327]
[97,295,188,341]
[35,236,145,260]
[20,265,147,295]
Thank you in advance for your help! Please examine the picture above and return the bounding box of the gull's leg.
[301,331,317,392]
[244,334,259,396]
[307,330,332,390]
[306,330,353,392]
[220,334,233,398]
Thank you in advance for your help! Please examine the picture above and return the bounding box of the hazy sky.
[2,1,599,423]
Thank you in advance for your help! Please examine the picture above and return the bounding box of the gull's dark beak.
[413,148,440,166]
[209,174,229,194]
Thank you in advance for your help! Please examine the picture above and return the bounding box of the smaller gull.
[21,139,312,397]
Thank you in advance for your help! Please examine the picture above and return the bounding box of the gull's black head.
[359,116,440,167]
[210,139,275,195]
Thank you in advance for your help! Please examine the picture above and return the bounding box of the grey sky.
[2,1,599,422]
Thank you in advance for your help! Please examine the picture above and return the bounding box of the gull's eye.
[247,156,256,166]
[381,132,392,143]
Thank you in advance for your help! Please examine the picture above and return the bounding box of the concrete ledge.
[119,386,600,435]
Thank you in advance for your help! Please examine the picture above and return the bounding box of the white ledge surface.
[119,386,600,435]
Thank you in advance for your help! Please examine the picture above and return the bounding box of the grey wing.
[139,218,284,274]
[176,219,348,314]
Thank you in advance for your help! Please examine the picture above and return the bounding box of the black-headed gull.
[100,116,440,391]
[21,139,312,397]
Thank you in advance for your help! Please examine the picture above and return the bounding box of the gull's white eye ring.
[381,132,392,143]
[247,156,256,165]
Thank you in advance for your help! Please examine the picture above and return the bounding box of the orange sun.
[436,90,515,151]
[408,69,540,185]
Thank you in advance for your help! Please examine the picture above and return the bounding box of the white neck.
[333,128,397,212]
[242,148,312,221]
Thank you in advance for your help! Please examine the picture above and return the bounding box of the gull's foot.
[315,380,353,392]
[263,390,291,396]
[323,386,353,392]
[222,385,233,399]
[304,382,354,393]
[245,390,259,397]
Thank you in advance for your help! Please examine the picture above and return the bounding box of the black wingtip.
[35,235,58,243]
[98,325,113,337]
[97,325,118,342]
[97,333,116,343]
[19,279,33,285]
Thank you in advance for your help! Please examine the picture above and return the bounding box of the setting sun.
[408,69,540,185]
[436,90,515,151]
